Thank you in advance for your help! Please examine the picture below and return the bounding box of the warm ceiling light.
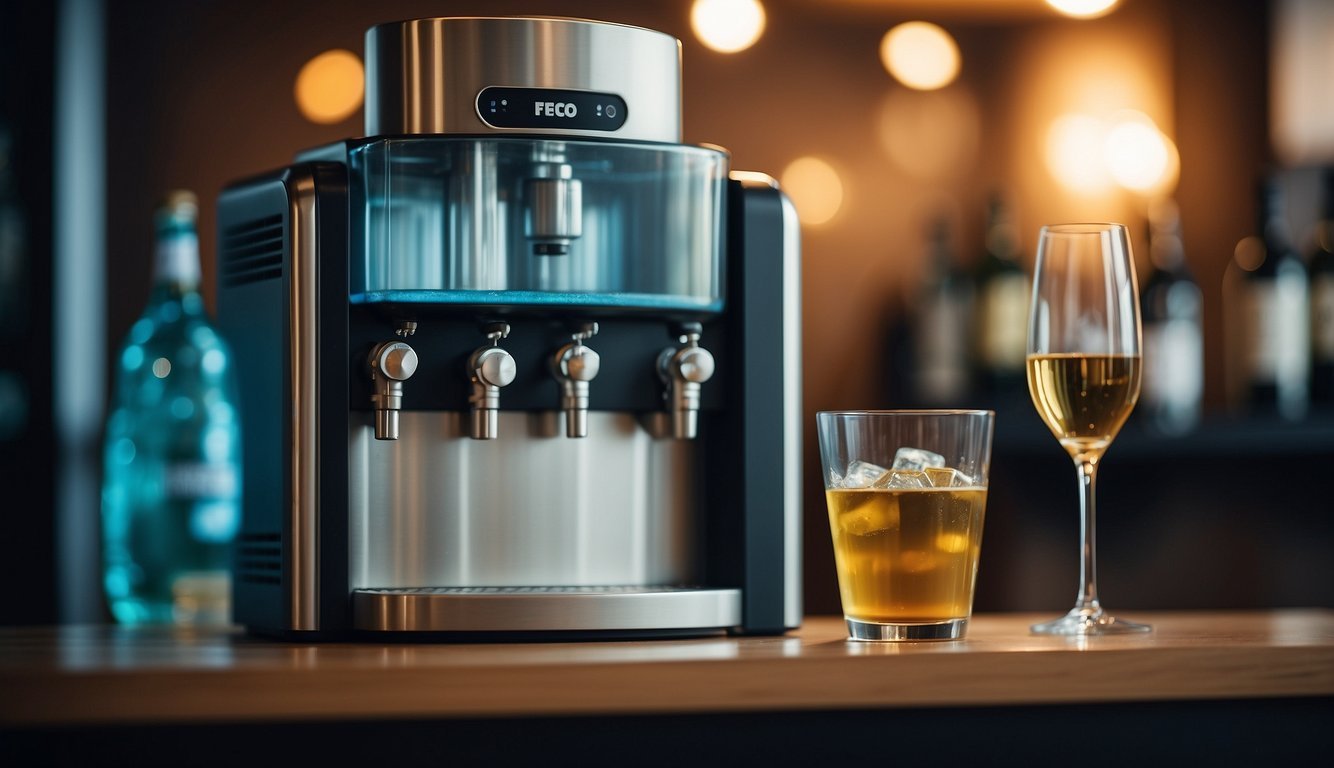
[880,22,961,91]
[1103,112,1178,194]
[780,157,844,226]
[295,49,364,124]
[691,0,766,54]
[1045,0,1120,19]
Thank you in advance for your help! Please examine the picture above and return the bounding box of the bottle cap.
[156,189,198,224]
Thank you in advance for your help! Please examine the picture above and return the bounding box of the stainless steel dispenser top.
[365,16,682,143]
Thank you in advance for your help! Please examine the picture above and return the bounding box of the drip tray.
[352,586,742,633]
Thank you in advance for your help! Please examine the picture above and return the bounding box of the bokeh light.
[1045,0,1120,19]
[1103,111,1178,194]
[1045,114,1113,193]
[880,22,961,91]
[1046,111,1179,195]
[1233,236,1265,272]
[780,157,844,226]
[295,49,365,124]
[691,0,767,54]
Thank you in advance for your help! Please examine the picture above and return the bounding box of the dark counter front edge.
[4,697,1333,767]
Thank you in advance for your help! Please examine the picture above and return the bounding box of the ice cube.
[880,469,929,489]
[838,495,900,535]
[838,508,873,536]
[935,532,970,554]
[843,459,890,489]
[828,467,845,489]
[924,467,974,488]
[897,550,938,573]
[892,447,946,471]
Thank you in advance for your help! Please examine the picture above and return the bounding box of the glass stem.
[1074,457,1101,613]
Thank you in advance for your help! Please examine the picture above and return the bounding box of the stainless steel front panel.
[353,586,740,632]
[349,411,696,590]
[365,17,682,142]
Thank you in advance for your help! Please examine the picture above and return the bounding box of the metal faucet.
[551,323,601,438]
[368,323,419,441]
[468,322,517,440]
[657,323,715,440]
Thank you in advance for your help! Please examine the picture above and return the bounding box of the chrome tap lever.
[369,339,419,440]
[657,323,715,440]
[468,322,517,440]
[551,323,601,438]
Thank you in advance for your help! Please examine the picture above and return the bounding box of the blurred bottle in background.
[909,215,973,406]
[101,191,241,626]
[1139,199,1203,434]
[1309,167,1334,407]
[971,192,1029,406]
[1224,178,1309,421]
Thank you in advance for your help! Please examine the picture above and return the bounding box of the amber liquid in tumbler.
[1027,354,1141,457]
[826,488,987,624]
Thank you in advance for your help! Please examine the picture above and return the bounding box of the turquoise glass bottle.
[101,191,241,626]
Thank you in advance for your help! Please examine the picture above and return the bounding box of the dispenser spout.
[468,322,518,439]
[525,152,582,257]
[369,325,419,440]
[551,323,601,438]
[657,323,715,440]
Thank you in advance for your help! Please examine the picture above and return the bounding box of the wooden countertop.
[2,610,1331,727]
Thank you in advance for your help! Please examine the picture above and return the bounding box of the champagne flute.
[1027,223,1151,635]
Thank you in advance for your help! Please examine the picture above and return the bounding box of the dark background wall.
[0,0,57,624]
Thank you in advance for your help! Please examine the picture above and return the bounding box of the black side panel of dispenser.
[716,179,802,635]
[217,163,349,637]
[218,175,290,635]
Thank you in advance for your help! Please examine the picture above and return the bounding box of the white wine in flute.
[1027,353,1140,459]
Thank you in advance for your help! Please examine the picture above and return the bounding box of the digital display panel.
[477,87,629,131]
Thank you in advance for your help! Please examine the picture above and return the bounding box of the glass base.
[1030,606,1152,636]
[846,617,967,641]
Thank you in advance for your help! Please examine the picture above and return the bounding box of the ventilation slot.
[237,531,282,586]
[221,214,284,287]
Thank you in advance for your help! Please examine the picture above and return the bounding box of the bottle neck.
[986,238,1017,265]
[924,220,955,278]
[983,196,1018,264]
[1149,229,1185,272]
[1257,187,1292,250]
[153,228,202,294]
[1263,216,1291,249]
